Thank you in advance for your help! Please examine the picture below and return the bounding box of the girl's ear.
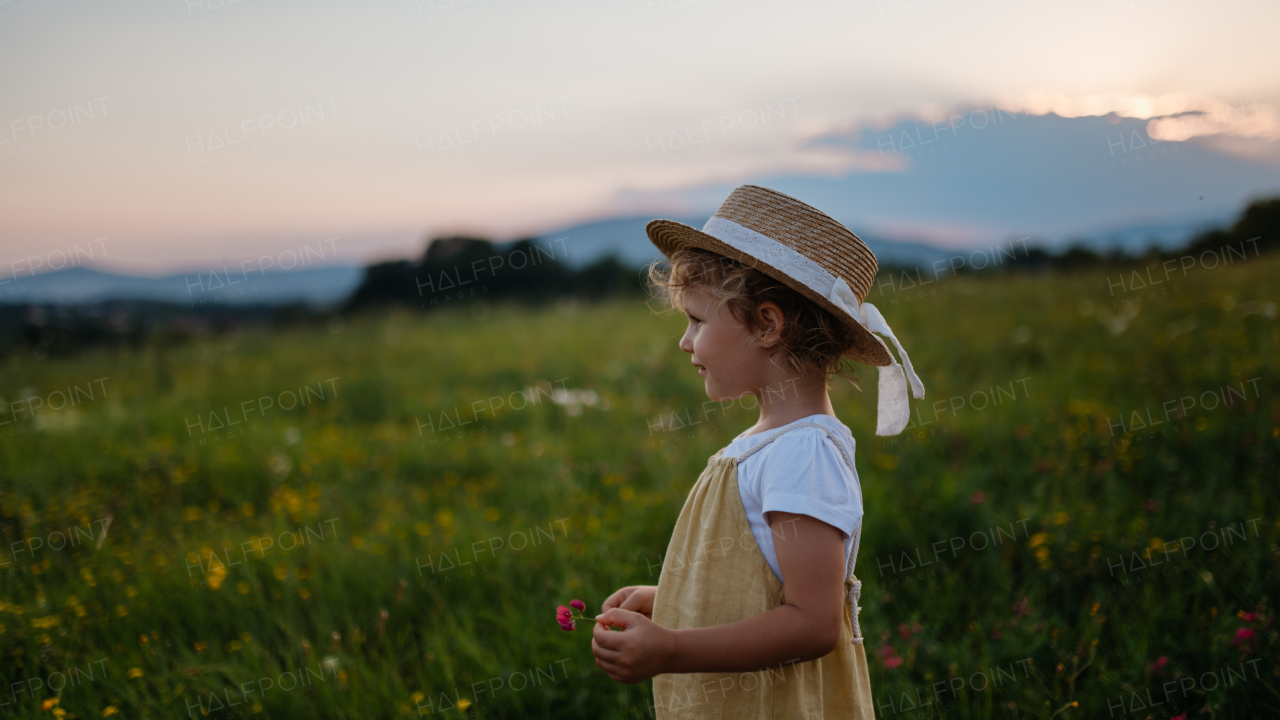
[756,302,786,348]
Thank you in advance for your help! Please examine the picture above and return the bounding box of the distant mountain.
[1,265,363,307]
[2,222,955,307]
[534,214,956,270]
[4,189,1252,309]
[1064,215,1232,254]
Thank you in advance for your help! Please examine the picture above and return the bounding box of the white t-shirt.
[725,414,863,584]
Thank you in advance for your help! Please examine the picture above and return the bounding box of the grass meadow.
[1,250,1277,719]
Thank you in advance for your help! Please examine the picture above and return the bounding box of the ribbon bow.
[828,278,925,436]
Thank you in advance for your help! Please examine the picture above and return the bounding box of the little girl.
[591,185,925,719]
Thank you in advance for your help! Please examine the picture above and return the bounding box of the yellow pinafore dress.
[650,421,875,719]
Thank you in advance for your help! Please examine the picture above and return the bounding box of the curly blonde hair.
[645,247,865,385]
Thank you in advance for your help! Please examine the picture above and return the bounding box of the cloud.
[873,92,1279,145]
[612,103,1280,250]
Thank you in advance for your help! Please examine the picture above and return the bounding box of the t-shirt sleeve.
[755,429,863,538]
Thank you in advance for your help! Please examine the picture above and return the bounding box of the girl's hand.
[601,585,656,618]
[591,608,676,684]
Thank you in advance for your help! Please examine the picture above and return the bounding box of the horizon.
[3,194,1264,289]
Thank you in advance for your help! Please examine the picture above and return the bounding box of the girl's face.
[678,286,775,402]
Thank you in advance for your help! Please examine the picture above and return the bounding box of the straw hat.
[646,184,925,436]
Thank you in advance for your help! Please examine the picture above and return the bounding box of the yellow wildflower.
[207,563,227,591]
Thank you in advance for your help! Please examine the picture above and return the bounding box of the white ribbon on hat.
[701,216,926,436]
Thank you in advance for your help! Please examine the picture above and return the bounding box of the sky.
[2,0,1279,275]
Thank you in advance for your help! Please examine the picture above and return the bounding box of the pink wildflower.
[876,644,904,669]
[570,599,586,611]
[556,605,574,630]
[1012,597,1032,618]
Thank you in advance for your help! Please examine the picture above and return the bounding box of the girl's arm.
[592,511,846,684]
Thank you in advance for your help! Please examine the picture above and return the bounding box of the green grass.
[1,254,1277,719]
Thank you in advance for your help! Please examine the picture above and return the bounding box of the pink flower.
[970,490,986,505]
[1148,656,1168,674]
[1171,714,1186,720]
[1242,612,1258,622]
[1012,597,1032,618]
[898,623,911,639]
[1145,498,1157,512]
[571,599,586,611]
[1233,627,1255,645]
[876,644,904,668]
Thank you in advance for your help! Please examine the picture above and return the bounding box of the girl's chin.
[703,383,745,403]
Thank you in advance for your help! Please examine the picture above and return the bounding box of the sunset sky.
[2,0,1279,274]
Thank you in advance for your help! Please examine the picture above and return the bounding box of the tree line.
[1,196,1274,357]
